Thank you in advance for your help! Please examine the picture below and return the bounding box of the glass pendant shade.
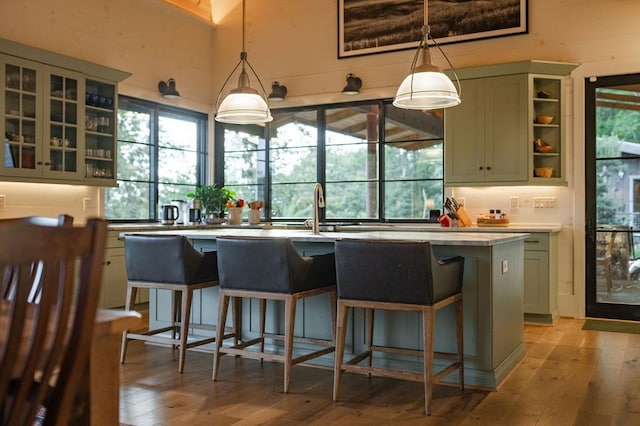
[393,23,461,111]
[393,63,460,110]
[216,70,272,123]
[216,89,272,124]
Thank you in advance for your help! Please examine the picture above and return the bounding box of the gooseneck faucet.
[312,183,325,234]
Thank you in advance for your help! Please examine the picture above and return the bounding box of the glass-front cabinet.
[84,78,116,182]
[2,57,39,175]
[44,67,83,179]
[0,39,129,186]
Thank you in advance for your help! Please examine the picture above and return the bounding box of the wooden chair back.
[0,218,107,426]
[0,215,73,302]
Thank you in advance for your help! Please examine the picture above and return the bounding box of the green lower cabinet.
[523,233,558,324]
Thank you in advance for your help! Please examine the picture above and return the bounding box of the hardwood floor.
[119,318,640,425]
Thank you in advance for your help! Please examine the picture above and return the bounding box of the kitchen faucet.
[312,183,325,234]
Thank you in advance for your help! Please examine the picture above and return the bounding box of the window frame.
[106,95,208,222]
[215,98,444,223]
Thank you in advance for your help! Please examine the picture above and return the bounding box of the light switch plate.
[0,195,5,209]
[509,196,519,209]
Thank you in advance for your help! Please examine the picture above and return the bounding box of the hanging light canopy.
[215,0,272,124]
[393,1,461,110]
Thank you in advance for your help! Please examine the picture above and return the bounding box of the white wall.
[1,0,640,316]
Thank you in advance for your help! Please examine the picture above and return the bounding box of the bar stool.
[120,234,233,373]
[333,239,464,415]
[212,237,336,393]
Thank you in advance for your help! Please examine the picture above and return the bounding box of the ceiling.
[596,85,640,112]
[160,0,213,23]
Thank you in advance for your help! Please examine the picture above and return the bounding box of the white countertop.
[109,222,561,234]
[337,223,562,233]
[118,227,529,246]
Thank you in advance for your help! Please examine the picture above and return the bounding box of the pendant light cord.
[215,0,270,109]
[241,0,246,56]
[418,0,461,98]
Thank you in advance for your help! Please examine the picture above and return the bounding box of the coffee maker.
[171,200,188,225]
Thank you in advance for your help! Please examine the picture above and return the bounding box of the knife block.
[456,206,472,227]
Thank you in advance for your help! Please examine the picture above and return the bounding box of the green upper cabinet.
[446,74,528,184]
[0,39,129,187]
[444,61,579,187]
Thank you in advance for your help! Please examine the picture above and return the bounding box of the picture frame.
[338,0,528,59]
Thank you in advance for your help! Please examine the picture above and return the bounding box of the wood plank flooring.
[119,318,640,425]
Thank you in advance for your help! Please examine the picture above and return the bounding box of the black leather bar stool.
[212,237,336,393]
[333,239,464,415]
[120,234,233,373]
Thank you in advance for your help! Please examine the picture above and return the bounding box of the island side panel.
[144,234,525,389]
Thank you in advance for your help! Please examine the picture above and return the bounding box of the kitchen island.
[121,227,528,390]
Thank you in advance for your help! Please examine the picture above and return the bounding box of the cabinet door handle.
[486,166,492,170]
[104,260,112,266]
[479,166,484,170]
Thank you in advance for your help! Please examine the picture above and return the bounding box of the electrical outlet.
[533,197,557,208]
[457,197,465,206]
[0,195,5,209]
[502,260,509,274]
[509,196,519,209]
[83,198,91,211]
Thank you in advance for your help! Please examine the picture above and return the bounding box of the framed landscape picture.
[338,0,528,58]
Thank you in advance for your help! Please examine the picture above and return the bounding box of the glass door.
[44,68,82,179]
[1,58,39,175]
[586,73,640,320]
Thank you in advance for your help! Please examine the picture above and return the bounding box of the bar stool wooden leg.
[366,308,374,370]
[259,298,266,359]
[422,306,435,416]
[333,300,349,401]
[233,296,241,345]
[120,284,138,364]
[283,295,297,393]
[212,291,230,381]
[456,297,464,390]
[329,290,337,343]
[171,290,178,342]
[177,288,193,373]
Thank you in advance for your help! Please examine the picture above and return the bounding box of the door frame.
[585,72,640,321]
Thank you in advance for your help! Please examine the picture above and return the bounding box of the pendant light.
[215,0,272,124]
[393,1,461,110]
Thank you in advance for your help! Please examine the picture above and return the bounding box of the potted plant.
[186,185,235,223]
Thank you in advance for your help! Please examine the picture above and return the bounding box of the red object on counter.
[437,214,450,227]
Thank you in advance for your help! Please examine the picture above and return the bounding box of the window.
[216,100,443,222]
[105,96,207,221]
